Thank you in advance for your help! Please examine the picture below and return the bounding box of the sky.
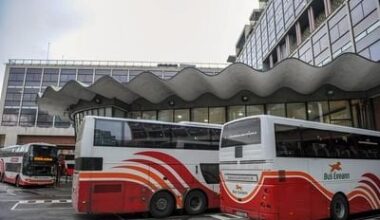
[0,0,259,95]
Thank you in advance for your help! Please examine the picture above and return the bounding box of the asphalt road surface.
[0,180,379,220]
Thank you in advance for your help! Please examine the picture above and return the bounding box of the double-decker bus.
[0,143,58,187]
[220,115,380,220]
[73,116,221,217]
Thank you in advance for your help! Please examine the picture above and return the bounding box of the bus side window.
[94,119,123,147]
[330,132,352,159]
[275,124,302,157]
[301,128,330,158]
[356,135,380,159]
[210,128,221,150]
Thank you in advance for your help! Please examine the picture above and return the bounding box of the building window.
[25,68,42,87]
[307,101,330,123]
[8,68,25,86]
[54,116,71,128]
[209,107,225,124]
[267,104,285,117]
[227,106,246,121]
[158,110,173,122]
[21,88,39,107]
[1,108,19,126]
[59,69,76,86]
[95,69,111,81]
[286,103,306,120]
[112,69,129,83]
[128,111,141,119]
[19,108,37,127]
[37,110,53,127]
[113,108,126,118]
[42,68,59,87]
[329,100,352,126]
[77,69,94,84]
[4,87,22,107]
[174,109,189,122]
[191,108,208,123]
[142,111,157,120]
[247,105,264,116]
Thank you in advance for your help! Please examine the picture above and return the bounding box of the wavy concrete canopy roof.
[37,53,380,117]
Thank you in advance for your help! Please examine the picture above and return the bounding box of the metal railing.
[8,59,228,70]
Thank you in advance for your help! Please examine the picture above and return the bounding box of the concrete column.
[4,132,18,146]
[296,22,302,45]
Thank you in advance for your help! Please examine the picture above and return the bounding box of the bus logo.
[235,184,242,191]
[324,162,350,180]
[329,162,342,172]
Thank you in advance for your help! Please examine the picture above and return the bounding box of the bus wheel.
[185,190,207,215]
[330,194,349,220]
[149,191,175,218]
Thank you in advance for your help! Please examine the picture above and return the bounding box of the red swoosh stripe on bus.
[135,151,197,184]
[135,151,216,195]
[359,180,380,202]
[114,165,171,189]
[127,159,187,193]
[79,172,158,191]
[363,173,380,197]
[356,185,380,208]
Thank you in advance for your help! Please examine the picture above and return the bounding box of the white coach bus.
[73,116,221,218]
[220,115,380,220]
[0,143,58,187]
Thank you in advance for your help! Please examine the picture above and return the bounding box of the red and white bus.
[220,115,380,220]
[73,116,221,217]
[0,143,58,187]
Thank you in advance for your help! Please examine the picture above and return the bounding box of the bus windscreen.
[221,118,261,148]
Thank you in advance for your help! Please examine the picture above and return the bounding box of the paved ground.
[0,180,244,220]
[0,180,379,220]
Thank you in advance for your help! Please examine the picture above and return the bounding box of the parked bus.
[220,115,380,220]
[58,149,75,176]
[73,116,221,217]
[0,143,58,187]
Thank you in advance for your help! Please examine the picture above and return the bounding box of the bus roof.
[84,116,222,129]
[223,115,380,137]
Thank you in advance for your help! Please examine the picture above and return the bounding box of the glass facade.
[86,100,363,129]
[1,64,222,128]
[236,0,380,69]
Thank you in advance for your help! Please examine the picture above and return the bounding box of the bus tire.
[330,193,349,220]
[149,191,175,218]
[184,190,207,215]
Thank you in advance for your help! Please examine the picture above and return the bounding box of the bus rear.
[220,116,278,219]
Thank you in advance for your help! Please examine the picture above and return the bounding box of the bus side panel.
[90,181,125,213]
[73,180,91,213]
[349,197,373,214]
[122,181,151,213]
[277,181,311,219]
